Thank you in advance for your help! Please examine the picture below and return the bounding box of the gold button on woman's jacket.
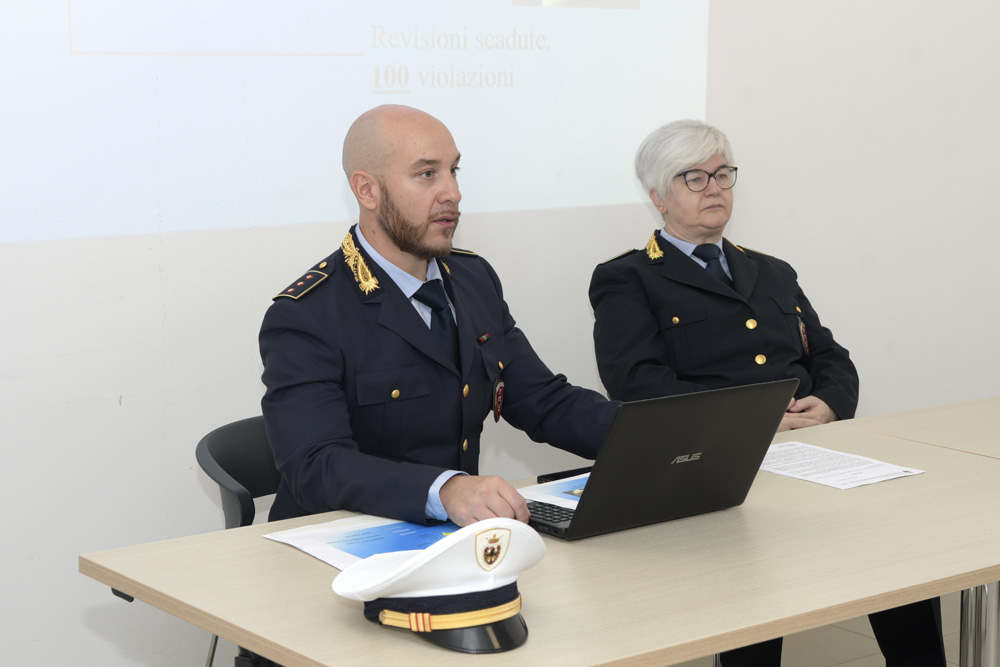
[746,319,757,329]
[391,389,400,399]
[755,354,767,365]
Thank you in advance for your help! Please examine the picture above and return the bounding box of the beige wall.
[706,0,1000,415]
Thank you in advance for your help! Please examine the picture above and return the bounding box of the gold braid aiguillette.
[341,233,380,294]
[645,233,664,260]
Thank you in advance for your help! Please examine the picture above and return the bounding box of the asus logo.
[671,453,702,464]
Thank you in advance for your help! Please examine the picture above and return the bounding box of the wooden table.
[80,412,1000,666]
[857,395,1000,459]
[850,396,1000,667]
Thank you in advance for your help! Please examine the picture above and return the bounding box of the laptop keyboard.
[527,501,574,523]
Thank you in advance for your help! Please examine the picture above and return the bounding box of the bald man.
[259,105,619,526]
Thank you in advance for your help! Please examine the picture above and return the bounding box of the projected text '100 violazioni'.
[372,64,516,91]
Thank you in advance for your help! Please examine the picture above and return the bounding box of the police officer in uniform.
[259,105,617,528]
[588,120,943,666]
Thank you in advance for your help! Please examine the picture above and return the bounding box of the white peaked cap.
[333,518,546,601]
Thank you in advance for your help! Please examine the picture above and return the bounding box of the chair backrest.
[195,416,280,529]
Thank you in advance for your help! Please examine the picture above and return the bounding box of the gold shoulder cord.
[599,249,634,264]
[645,233,664,260]
[734,244,773,257]
[341,233,379,294]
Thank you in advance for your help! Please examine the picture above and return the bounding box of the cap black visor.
[417,613,528,654]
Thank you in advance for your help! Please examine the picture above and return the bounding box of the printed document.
[762,441,923,489]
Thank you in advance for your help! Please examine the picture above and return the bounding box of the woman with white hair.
[588,119,943,667]
[591,119,857,430]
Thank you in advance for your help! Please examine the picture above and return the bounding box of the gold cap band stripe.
[377,595,521,632]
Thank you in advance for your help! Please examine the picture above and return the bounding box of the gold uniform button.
[746,319,757,329]
[498,361,504,370]
[755,354,767,365]
[318,261,328,269]
[672,316,680,325]
[390,389,400,399]
[462,384,470,398]
[462,439,468,452]
[796,306,802,313]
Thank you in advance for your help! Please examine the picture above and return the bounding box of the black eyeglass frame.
[675,166,739,192]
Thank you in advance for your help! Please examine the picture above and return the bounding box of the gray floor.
[674,591,961,667]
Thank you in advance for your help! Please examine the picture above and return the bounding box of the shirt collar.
[658,229,731,277]
[657,228,724,257]
[354,224,442,298]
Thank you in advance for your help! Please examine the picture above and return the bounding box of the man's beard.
[376,186,458,260]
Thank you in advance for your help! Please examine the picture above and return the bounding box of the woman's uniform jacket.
[589,232,858,416]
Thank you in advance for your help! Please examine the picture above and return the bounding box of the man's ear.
[350,171,380,212]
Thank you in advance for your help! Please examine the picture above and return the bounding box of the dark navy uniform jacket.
[260,226,618,523]
[589,232,858,418]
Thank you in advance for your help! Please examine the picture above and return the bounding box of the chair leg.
[205,633,218,667]
[235,647,283,666]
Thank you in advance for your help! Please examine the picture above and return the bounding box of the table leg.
[961,583,1000,667]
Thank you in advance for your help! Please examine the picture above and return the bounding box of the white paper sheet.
[761,441,923,489]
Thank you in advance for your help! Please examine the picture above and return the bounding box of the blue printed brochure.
[518,472,590,510]
[266,474,592,569]
[264,515,460,570]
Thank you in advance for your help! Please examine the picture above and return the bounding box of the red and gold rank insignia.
[797,316,810,355]
[274,270,328,300]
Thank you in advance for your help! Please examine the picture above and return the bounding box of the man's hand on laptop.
[440,475,530,527]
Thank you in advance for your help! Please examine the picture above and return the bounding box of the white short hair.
[635,120,735,199]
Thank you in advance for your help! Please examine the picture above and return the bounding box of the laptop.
[526,378,798,540]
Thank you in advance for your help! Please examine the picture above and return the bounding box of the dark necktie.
[413,280,459,368]
[692,244,734,288]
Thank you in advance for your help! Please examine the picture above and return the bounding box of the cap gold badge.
[476,528,511,572]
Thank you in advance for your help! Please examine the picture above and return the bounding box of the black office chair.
[195,416,282,667]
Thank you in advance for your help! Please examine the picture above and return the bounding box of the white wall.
[3,2,1000,665]
[706,0,1000,415]
[2,225,328,665]
[5,2,699,664]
